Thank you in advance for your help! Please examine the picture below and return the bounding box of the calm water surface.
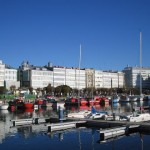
[0,101,150,150]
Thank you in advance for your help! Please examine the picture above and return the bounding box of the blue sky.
[0,0,150,71]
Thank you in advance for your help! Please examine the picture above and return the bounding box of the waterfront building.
[95,70,124,89]
[19,62,86,90]
[18,61,53,89]
[53,67,66,87]
[123,66,150,88]
[1,59,136,91]
[95,70,103,88]
[0,60,20,90]
[0,60,5,87]
[75,68,86,89]
[65,68,76,89]
[118,71,124,88]
[53,67,86,89]
[5,67,20,90]
[18,61,124,90]
[85,69,95,88]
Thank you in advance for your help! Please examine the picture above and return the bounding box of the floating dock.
[100,126,126,141]
[10,118,33,126]
[10,117,58,126]
[46,121,86,132]
[10,116,150,139]
[99,125,140,141]
[34,117,52,124]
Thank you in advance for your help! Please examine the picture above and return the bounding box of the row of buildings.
[0,60,150,90]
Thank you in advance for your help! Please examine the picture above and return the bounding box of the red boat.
[10,105,16,111]
[24,103,34,109]
[36,99,43,105]
[89,100,95,106]
[24,108,33,113]
[71,98,76,103]
[94,100,100,105]
[65,98,79,106]
[93,96,101,105]
[100,97,109,105]
[79,105,90,110]
[80,98,88,106]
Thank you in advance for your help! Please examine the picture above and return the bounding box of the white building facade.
[0,60,5,87]
[19,61,125,90]
[95,70,124,89]
[3,60,150,91]
[30,68,53,89]
[53,67,86,89]
[0,60,20,89]
[85,69,95,88]
[4,68,20,89]
[19,61,53,89]
[123,66,150,88]
[95,70,103,88]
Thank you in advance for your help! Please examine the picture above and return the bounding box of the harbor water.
[0,101,150,150]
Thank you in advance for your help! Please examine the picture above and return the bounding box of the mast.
[78,44,81,96]
[78,44,82,109]
[140,32,142,96]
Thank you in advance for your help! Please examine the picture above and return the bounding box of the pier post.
[34,118,39,124]
[38,105,41,109]
[113,113,116,121]
[59,106,64,121]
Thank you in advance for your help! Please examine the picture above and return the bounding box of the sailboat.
[67,106,107,119]
[127,32,150,122]
[77,44,82,109]
[89,75,95,106]
[137,32,144,101]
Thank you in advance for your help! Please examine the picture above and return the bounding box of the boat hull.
[0,104,9,110]
[24,103,33,109]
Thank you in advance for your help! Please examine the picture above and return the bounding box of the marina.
[1,1,150,150]
[0,98,150,150]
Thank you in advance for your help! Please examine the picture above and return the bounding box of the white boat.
[34,104,38,110]
[119,113,133,121]
[67,110,91,118]
[103,114,120,121]
[0,109,9,114]
[86,107,115,120]
[129,113,150,122]
[86,111,108,119]
[68,106,106,119]
[0,103,9,110]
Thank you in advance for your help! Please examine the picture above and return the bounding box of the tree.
[83,87,95,97]
[72,88,78,97]
[10,85,16,94]
[0,87,6,94]
[55,86,62,96]
[45,84,53,94]
[55,85,72,96]
[61,85,72,96]
[28,86,33,94]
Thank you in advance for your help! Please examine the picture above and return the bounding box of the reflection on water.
[0,101,150,150]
